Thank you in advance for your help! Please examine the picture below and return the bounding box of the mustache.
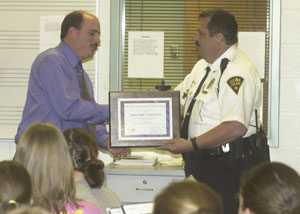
[91,43,99,49]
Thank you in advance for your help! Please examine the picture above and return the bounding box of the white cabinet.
[104,163,185,203]
[0,140,16,161]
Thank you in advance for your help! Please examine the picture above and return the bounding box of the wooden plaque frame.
[109,91,180,147]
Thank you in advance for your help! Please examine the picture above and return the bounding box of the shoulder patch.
[227,76,244,95]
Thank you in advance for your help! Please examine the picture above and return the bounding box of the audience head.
[7,206,50,214]
[14,122,76,213]
[239,162,300,214]
[153,180,223,214]
[0,160,31,214]
[63,128,105,188]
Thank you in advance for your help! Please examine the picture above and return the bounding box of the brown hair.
[60,10,97,40]
[240,162,300,214]
[7,206,50,214]
[14,122,76,213]
[199,9,238,45]
[153,181,223,214]
[0,160,31,214]
[64,128,105,188]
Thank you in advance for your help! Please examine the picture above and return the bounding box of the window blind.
[122,0,270,130]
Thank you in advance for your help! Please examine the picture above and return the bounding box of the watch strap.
[191,137,199,151]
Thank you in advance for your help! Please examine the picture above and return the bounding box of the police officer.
[158,9,269,214]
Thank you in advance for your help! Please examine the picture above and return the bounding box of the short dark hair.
[60,11,85,40]
[199,9,238,45]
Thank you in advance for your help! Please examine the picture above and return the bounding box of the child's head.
[7,206,50,214]
[0,160,31,213]
[239,162,300,214]
[14,122,76,213]
[153,180,223,214]
[64,128,105,188]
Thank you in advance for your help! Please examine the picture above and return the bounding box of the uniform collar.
[206,44,237,71]
[57,41,81,69]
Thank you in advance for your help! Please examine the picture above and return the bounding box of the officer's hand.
[104,139,131,158]
[156,138,193,154]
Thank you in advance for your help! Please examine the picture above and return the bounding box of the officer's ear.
[238,195,255,214]
[243,208,254,214]
[214,32,225,43]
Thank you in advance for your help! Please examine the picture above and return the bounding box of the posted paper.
[128,31,164,78]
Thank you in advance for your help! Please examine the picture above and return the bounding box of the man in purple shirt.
[15,10,130,157]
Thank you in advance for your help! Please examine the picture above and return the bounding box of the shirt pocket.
[191,85,219,124]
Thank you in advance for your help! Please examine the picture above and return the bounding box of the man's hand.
[104,139,131,158]
[156,138,193,154]
[157,121,247,154]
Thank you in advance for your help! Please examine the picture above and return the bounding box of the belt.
[182,134,258,160]
[182,144,228,160]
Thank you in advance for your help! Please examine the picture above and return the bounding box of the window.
[110,0,280,147]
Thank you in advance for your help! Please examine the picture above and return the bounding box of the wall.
[0,0,99,139]
[97,0,111,105]
[270,0,300,173]
[0,0,112,163]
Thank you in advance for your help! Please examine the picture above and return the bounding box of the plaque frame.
[109,91,180,147]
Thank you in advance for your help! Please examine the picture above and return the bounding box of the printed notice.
[124,102,166,135]
[118,98,172,140]
[238,32,266,78]
[39,16,64,53]
[128,31,164,78]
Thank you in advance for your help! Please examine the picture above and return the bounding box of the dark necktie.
[75,62,96,137]
[76,63,91,101]
[180,66,211,139]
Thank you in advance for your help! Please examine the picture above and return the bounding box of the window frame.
[109,0,280,147]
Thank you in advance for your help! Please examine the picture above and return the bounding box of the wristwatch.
[190,137,199,151]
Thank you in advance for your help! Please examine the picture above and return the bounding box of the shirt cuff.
[95,123,109,150]
[96,133,109,150]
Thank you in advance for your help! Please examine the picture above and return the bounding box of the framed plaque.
[109,91,180,147]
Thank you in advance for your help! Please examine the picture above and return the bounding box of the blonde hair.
[153,181,223,214]
[14,122,76,213]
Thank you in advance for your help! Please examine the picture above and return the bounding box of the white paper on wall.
[238,31,266,78]
[128,31,164,78]
[40,16,64,53]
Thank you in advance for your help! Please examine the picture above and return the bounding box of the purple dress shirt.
[15,42,109,148]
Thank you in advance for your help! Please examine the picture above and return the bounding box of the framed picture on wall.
[109,91,180,147]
